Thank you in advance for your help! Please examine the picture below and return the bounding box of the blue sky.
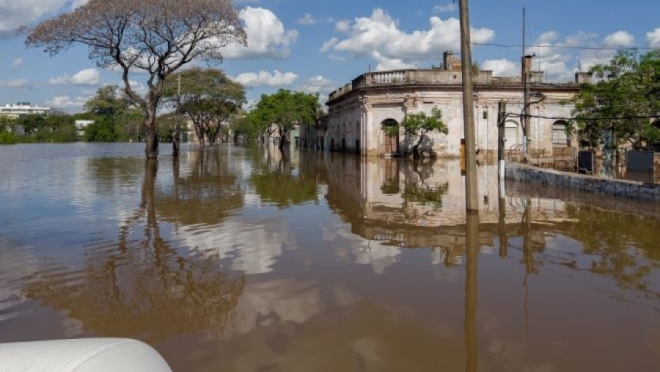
[1,0,660,112]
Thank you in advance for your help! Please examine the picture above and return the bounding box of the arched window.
[552,120,569,146]
[382,118,398,128]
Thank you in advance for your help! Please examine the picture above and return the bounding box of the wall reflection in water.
[0,144,658,371]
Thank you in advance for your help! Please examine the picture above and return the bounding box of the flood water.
[1,142,660,371]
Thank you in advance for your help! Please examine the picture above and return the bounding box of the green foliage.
[384,107,448,156]
[248,89,320,145]
[82,85,142,142]
[163,68,245,146]
[0,130,17,144]
[249,148,318,208]
[85,117,119,142]
[230,116,260,142]
[403,181,449,206]
[0,117,17,144]
[4,113,77,143]
[85,85,133,117]
[570,50,660,150]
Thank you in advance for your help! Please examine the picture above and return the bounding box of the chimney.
[523,55,533,74]
[575,72,592,84]
[443,51,454,70]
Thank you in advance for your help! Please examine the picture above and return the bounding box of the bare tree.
[22,0,246,159]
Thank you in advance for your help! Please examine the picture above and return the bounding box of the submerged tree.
[248,89,320,149]
[22,0,246,159]
[163,68,245,149]
[384,107,448,158]
[569,50,660,150]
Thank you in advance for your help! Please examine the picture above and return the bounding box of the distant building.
[0,102,50,119]
[303,51,585,158]
[75,120,95,137]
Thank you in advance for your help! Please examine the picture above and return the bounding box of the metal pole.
[497,100,506,179]
[459,0,479,213]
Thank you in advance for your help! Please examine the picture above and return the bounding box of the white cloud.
[127,80,147,95]
[322,8,494,70]
[297,14,316,26]
[603,31,635,48]
[234,70,298,87]
[11,58,23,68]
[506,30,639,82]
[45,95,88,109]
[0,0,89,37]
[335,20,351,33]
[0,79,28,88]
[70,68,101,85]
[371,51,416,71]
[297,75,336,95]
[434,3,457,13]
[49,68,101,86]
[647,28,660,48]
[481,59,518,77]
[222,7,298,59]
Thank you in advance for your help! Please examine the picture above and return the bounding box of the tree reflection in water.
[22,158,245,342]
[250,146,318,208]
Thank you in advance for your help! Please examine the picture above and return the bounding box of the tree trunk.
[144,122,159,159]
[278,126,288,150]
[172,121,181,157]
[412,133,425,159]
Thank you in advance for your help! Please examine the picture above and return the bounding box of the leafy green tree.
[162,68,245,150]
[85,117,119,142]
[248,89,320,149]
[230,115,260,143]
[24,0,246,159]
[15,114,46,136]
[83,86,142,142]
[383,107,448,158]
[569,50,660,150]
[0,117,17,144]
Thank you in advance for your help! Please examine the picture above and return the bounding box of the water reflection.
[21,159,245,342]
[0,144,659,371]
[250,145,319,208]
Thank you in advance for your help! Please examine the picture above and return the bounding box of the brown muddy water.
[1,143,659,372]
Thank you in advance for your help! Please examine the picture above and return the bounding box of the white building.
[75,120,95,137]
[0,102,50,119]
[304,52,586,159]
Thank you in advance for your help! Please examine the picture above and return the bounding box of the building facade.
[305,52,587,159]
[0,102,50,119]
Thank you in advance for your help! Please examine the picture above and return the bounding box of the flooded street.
[1,143,660,371]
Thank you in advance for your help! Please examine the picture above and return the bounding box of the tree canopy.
[248,89,320,148]
[23,0,246,158]
[384,107,448,157]
[83,86,142,142]
[162,68,245,146]
[569,50,660,150]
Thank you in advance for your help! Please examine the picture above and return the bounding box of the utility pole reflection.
[464,211,479,372]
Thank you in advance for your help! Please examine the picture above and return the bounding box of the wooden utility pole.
[459,0,479,213]
[464,210,479,372]
[521,7,529,156]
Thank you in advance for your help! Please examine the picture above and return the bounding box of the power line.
[472,42,659,51]
[508,112,660,121]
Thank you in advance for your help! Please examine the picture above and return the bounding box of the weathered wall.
[326,88,576,158]
[505,161,660,201]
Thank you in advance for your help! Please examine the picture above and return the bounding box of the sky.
[1,0,660,113]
